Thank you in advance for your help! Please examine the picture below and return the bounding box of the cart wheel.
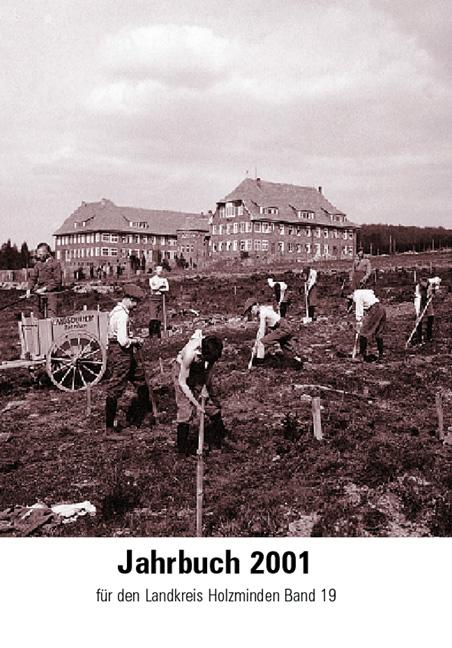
[46,331,107,392]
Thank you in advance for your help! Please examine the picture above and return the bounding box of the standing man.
[349,288,386,362]
[242,298,303,368]
[26,242,62,317]
[173,330,226,454]
[148,265,170,338]
[413,276,441,344]
[350,248,372,291]
[267,277,289,317]
[305,266,318,321]
[106,284,152,440]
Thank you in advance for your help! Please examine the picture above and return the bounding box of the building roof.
[218,178,358,228]
[54,199,209,236]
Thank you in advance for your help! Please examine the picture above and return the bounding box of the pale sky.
[1,0,451,247]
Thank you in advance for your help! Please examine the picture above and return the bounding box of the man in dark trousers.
[173,330,226,454]
[26,242,62,316]
[148,265,170,338]
[105,284,152,440]
[413,276,441,344]
[350,288,386,362]
[350,248,372,291]
[267,277,289,317]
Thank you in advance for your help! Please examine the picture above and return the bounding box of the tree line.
[0,240,31,269]
[358,224,452,255]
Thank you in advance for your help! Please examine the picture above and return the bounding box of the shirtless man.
[173,330,226,454]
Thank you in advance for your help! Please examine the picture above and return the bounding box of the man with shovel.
[243,298,303,369]
[173,330,226,454]
[304,266,318,323]
[411,275,441,345]
[348,288,386,362]
[267,277,289,317]
[148,265,169,338]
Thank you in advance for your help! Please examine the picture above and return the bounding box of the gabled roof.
[54,199,208,236]
[218,178,358,228]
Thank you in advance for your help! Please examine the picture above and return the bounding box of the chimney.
[318,186,322,194]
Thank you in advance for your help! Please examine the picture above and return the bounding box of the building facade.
[210,178,358,261]
[53,199,209,273]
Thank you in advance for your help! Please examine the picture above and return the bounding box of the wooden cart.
[1,307,109,392]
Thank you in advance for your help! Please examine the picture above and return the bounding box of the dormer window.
[297,210,314,220]
[130,221,149,229]
[262,206,278,215]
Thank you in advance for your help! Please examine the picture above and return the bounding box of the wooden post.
[234,285,237,296]
[86,387,92,417]
[196,387,207,537]
[312,397,323,440]
[436,392,444,441]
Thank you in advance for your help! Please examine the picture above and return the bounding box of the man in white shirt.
[413,276,441,344]
[267,277,289,317]
[148,265,170,338]
[305,266,318,321]
[350,288,386,361]
[174,330,225,454]
[242,298,303,368]
[105,284,150,439]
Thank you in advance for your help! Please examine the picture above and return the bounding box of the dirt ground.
[0,252,451,537]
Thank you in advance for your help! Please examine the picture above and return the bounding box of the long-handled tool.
[351,321,362,359]
[248,342,257,370]
[135,346,158,418]
[405,296,433,349]
[196,386,208,537]
[161,292,169,339]
[0,294,27,312]
[302,282,312,324]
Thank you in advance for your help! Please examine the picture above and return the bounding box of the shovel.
[161,293,169,339]
[302,282,312,324]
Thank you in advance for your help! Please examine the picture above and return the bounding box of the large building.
[210,178,358,261]
[53,199,210,272]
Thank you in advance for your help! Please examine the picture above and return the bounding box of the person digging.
[173,330,227,455]
[105,284,154,440]
[348,288,387,362]
[412,275,441,345]
[242,298,303,369]
[267,277,289,317]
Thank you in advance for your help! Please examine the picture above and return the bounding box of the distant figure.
[26,242,62,317]
[148,265,169,338]
[305,266,318,321]
[267,277,289,317]
[413,276,441,344]
[350,248,372,290]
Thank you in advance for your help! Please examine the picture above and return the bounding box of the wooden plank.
[312,396,323,441]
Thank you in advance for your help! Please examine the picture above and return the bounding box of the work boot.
[376,338,384,361]
[359,335,368,360]
[208,413,227,449]
[176,423,190,455]
[105,397,127,440]
[308,306,316,321]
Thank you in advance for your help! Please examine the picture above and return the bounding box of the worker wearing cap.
[350,248,372,291]
[267,277,289,317]
[413,276,441,344]
[105,284,151,439]
[148,265,169,338]
[350,288,386,361]
[26,242,62,317]
[174,329,226,454]
[242,298,303,368]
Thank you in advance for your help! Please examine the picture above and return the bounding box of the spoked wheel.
[46,331,107,392]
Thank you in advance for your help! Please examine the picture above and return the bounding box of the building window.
[110,248,118,256]
[239,222,245,233]
[263,206,278,215]
[218,241,223,251]
[254,240,261,251]
[226,240,232,251]
[315,228,321,238]
[245,239,252,251]
[233,223,239,234]
[245,222,252,233]
[306,227,311,237]
[102,233,110,242]
[254,222,261,232]
[323,229,329,238]
[261,222,271,233]
[279,224,285,235]
[110,234,118,243]
[212,225,217,235]
[288,242,294,252]
[305,243,311,254]
[278,241,284,253]
[101,248,109,256]
[261,240,269,251]
[219,225,224,235]
[218,207,225,218]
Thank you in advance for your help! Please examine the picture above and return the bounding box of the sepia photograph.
[0,0,451,540]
